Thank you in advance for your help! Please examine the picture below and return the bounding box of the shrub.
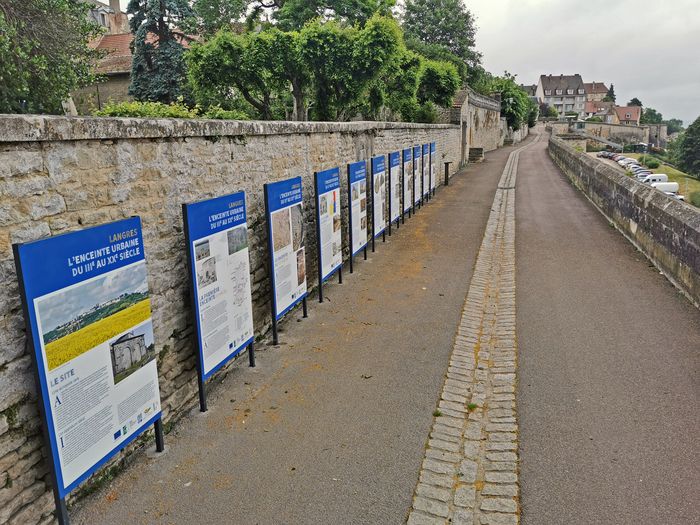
[94,101,251,120]
[94,100,198,118]
[644,158,660,169]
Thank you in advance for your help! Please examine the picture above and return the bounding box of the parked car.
[667,193,686,201]
[641,174,668,184]
[651,181,679,193]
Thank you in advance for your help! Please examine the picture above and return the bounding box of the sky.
[37,262,148,334]
[466,0,700,125]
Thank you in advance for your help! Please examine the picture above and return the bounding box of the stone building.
[535,74,586,118]
[584,101,618,123]
[614,106,642,126]
[110,331,147,376]
[583,81,609,102]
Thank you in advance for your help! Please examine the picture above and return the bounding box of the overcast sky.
[467,0,700,125]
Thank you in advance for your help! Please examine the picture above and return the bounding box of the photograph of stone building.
[109,322,155,384]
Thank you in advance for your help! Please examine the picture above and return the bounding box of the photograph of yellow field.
[36,261,151,371]
[44,300,151,370]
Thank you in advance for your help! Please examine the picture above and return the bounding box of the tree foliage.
[539,103,558,118]
[127,0,195,103]
[486,74,529,130]
[677,116,700,177]
[628,97,643,107]
[402,0,481,84]
[190,0,248,35]
[666,118,683,134]
[640,106,663,124]
[266,0,395,30]
[0,0,101,114]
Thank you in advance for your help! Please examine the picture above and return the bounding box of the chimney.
[110,0,121,13]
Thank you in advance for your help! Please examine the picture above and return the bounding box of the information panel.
[315,168,343,281]
[403,148,413,214]
[13,217,162,498]
[430,142,437,192]
[371,155,387,238]
[422,144,430,198]
[264,177,307,320]
[183,192,254,380]
[389,151,401,224]
[348,160,368,255]
[413,145,422,206]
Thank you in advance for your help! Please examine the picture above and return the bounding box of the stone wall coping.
[549,135,700,230]
[0,114,459,143]
[465,87,501,112]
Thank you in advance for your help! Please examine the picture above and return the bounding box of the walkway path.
[73,139,528,524]
[516,131,700,524]
[406,135,539,525]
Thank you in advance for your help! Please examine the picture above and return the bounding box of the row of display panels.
[10,142,438,519]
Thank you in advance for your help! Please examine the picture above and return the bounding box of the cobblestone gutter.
[407,134,540,525]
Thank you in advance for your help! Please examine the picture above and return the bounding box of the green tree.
[299,15,401,120]
[402,0,481,84]
[404,37,467,83]
[187,28,309,119]
[540,104,558,118]
[191,0,248,35]
[487,75,529,130]
[665,118,684,134]
[628,97,643,107]
[0,0,101,114]
[640,107,663,124]
[128,0,195,103]
[268,0,395,30]
[188,15,407,121]
[677,116,700,177]
[526,98,539,127]
[603,84,616,102]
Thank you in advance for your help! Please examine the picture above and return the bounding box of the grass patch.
[625,153,700,208]
[467,403,478,411]
[44,300,151,370]
[433,409,442,417]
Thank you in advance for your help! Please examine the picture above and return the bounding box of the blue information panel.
[413,145,422,206]
[371,155,387,238]
[389,151,401,224]
[183,192,254,381]
[13,217,162,498]
[315,168,343,281]
[422,144,430,198]
[403,148,413,214]
[264,177,307,320]
[430,142,437,192]
[348,160,368,255]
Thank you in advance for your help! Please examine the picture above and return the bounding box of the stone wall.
[0,115,461,523]
[467,102,503,153]
[548,135,700,306]
[549,120,651,144]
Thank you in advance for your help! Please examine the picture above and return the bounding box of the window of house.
[626,113,631,118]
[578,89,584,94]
[545,90,551,96]
[567,89,573,95]
[100,13,107,26]
[556,89,562,95]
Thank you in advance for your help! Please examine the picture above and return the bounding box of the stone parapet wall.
[548,135,700,306]
[0,114,460,523]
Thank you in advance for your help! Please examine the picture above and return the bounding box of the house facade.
[110,331,147,376]
[583,81,609,102]
[584,101,618,124]
[535,74,586,118]
[614,106,642,126]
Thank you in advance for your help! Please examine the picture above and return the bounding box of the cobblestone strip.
[408,135,539,525]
